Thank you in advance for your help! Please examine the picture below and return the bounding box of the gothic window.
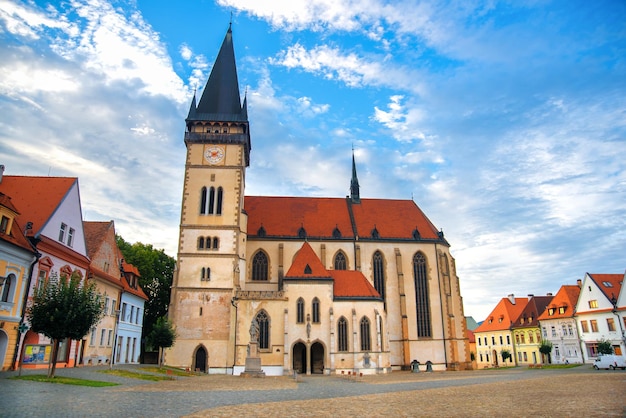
[297,298,305,323]
[200,187,208,214]
[337,316,348,352]
[413,252,432,338]
[360,316,371,351]
[373,251,385,306]
[212,237,219,250]
[334,251,347,270]
[216,187,223,215]
[312,297,320,323]
[256,310,270,349]
[251,251,269,281]
[208,187,216,214]
[201,267,210,281]
[198,237,205,250]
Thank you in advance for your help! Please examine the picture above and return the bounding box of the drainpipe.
[231,295,239,374]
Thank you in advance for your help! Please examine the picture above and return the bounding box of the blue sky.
[1,0,625,320]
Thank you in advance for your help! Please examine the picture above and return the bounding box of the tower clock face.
[204,146,225,164]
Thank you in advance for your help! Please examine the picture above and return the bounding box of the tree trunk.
[158,346,163,367]
[48,339,60,378]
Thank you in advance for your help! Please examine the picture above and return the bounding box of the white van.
[593,354,626,370]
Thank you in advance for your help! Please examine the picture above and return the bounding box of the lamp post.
[611,296,626,356]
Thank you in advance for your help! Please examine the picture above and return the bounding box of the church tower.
[167,24,249,372]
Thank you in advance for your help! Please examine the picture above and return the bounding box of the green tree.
[27,271,103,378]
[149,316,176,367]
[501,349,512,363]
[598,339,614,355]
[116,236,175,352]
[539,339,553,356]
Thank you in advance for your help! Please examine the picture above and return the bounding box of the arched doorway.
[311,342,325,374]
[193,346,207,373]
[492,349,498,366]
[292,342,306,373]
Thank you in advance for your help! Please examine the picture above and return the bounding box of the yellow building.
[166,26,470,375]
[0,183,38,371]
[511,295,552,365]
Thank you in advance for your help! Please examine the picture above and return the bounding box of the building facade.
[166,26,470,375]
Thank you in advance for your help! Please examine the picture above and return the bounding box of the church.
[165,25,470,375]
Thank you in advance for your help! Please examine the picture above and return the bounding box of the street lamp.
[610,295,626,352]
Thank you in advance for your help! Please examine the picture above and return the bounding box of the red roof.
[285,242,331,278]
[245,196,440,240]
[511,295,553,328]
[331,269,381,299]
[588,273,623,302]
[284,242,381,299]
[538,285,581,320]
[0,193,35,253]
[475,296,529,333]
[83,221,113,258]
[0,176,76,236]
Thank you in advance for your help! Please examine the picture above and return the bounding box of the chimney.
[547,293,553,296]
[577,279,582,288]
[527,294,534,299]
[0,165,4,183]
[508,294,515,304]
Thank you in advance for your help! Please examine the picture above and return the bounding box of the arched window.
[1,273,13,302]
[360,317,371,351]
[201,267,210,281]
[255,310,270,349]
[312,297,320,323]
[208,187,216,214]
[252,251,269,281]
[200,187,208,214]
[216,187,223,215]
[334,251,347,270]
[413,252,432,338]
[212,237,219,250]
[337,317,348,352]
[296,298,305,323]
[198,237,205,250]
[373,251,385,306]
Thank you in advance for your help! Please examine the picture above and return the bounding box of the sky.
[1,0,625,321]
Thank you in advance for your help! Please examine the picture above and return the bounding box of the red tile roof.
[245,196,441,240]
[83,221,113,258]
[0,176,76,236]
[588,273,623,302]
[0,193,35,253]
[475,297,529,332]
[284,242,381,300]
[538,285,581,320]
[511,295,553,328]
[331,269,381,299]
[285,242,331,278]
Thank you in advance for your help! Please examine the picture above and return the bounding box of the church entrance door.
[292,342,306,373]
[311,342,324,374]
[194,346,207,373]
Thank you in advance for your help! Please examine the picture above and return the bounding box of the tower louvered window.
[413,252,432,338]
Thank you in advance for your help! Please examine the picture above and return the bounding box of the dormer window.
[257,226,266,237]
[298,226,307,238]
[558,306,566,314]
[412,228,420,240]
[0,215,9,234]
[332,226,341,238]
[371,227,380,239]
[304,264,312,274]
[548,308,555,316]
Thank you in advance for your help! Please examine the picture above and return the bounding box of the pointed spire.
[350,146,360,203]
[241,87,248,120]
[194,24,245,121]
